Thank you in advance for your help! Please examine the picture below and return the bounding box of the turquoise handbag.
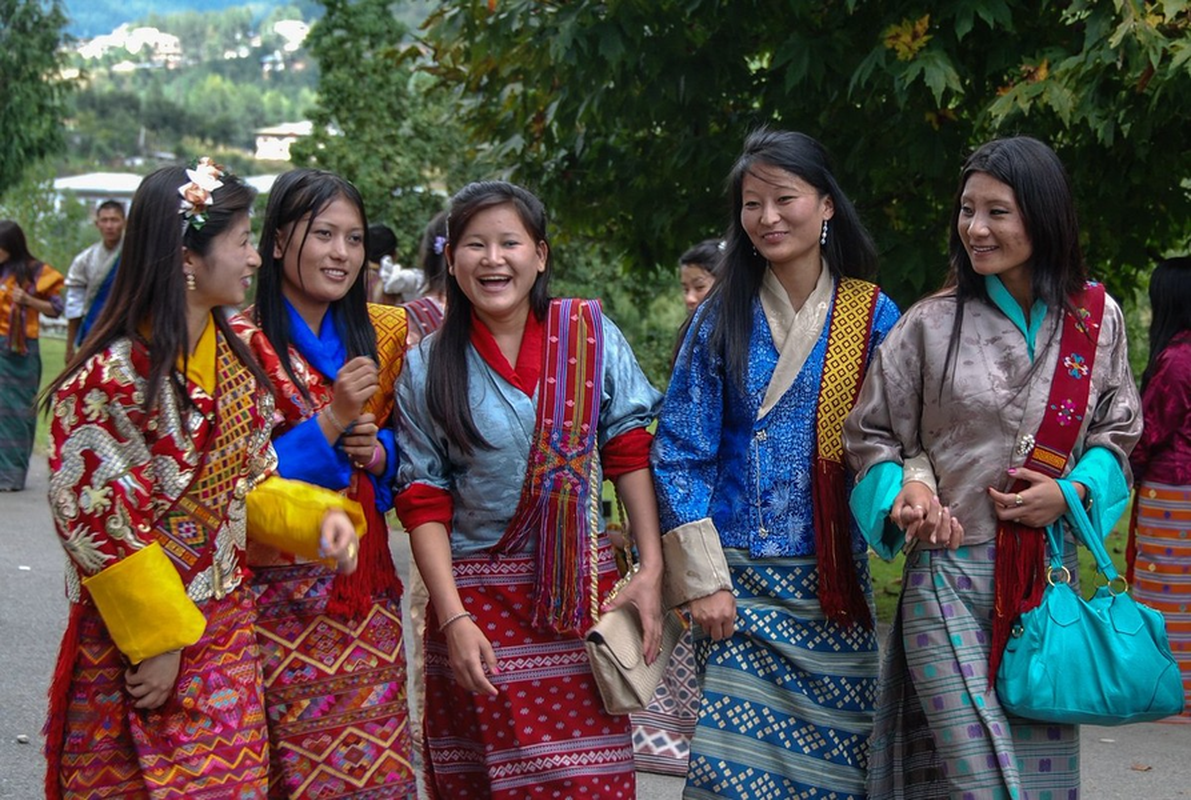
[995,483,1186,726]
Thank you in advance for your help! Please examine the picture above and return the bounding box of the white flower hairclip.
[178,157,226,232]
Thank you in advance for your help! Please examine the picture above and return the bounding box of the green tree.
[291,0,481,262]
[0,0,73,195]
[420,0,1191,307]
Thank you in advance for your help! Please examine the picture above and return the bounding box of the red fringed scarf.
[814,279,881,629]
[495,299,604,635]
[988,282,1106,682]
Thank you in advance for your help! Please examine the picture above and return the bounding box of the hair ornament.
[433,234,447,255]
[178,157,226,232]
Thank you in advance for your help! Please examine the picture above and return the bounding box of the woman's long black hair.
[41,163,268,412]
[1142,256,1191,392]
[417,209,449,298]
[941,136,1087,388]
[251,168,377,405]
[426,181,552,456]
[0,219,44,286]
[690,127,877,391]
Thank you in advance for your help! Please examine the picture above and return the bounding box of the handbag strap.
[1054,481,1120,582]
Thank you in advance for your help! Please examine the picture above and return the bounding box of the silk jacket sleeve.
[48,350,206,663]
[651,307,726,534]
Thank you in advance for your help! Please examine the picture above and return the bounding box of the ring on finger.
[1014,493,1024,507]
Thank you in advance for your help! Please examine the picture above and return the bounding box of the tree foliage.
[291,0,482,261]
[0,0,74,194]
[420,0,1191,307]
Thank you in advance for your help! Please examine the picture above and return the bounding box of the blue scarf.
[284,298,347,381]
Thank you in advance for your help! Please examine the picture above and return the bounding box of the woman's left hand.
[988,467,1075,528]
[319,509,359,574]
[11,286,28,306]
[602,567,664,665]
[341,412,385,475]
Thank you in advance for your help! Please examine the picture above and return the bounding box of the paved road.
[2,458,1187,798]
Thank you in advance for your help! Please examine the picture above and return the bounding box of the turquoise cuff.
[1062,445,1130,543]
[849,460,904,561]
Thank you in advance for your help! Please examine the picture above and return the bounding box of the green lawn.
[34,334,66,454]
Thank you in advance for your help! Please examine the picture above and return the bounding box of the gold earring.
[185,272,197,291]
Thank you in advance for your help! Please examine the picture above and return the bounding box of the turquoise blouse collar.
[985,275,1047,362]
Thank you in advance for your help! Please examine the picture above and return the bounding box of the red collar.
[469,310,544,396]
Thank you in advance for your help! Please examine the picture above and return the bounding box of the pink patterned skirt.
[421,548,635,799]
[53,588,270,799]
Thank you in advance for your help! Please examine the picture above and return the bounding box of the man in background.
[64,199,124,360]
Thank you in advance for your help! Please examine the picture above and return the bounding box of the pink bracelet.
[363,443,383,471]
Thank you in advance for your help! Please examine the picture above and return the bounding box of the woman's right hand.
[689,588,736,641]
[893,483,964,550]
[330,356,380,423]
[445,617,500,697]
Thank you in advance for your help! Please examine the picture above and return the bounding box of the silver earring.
[820,219,829,246]
[185,272,197,291]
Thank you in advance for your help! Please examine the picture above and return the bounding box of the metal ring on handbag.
[1092,570,1129,595]
[1045,565,1072,586]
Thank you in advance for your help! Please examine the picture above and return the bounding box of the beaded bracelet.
[323,407,348,434]
[438,611,476,632]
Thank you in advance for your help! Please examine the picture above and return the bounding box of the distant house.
[254,121,313,161]
[52,172,143,210]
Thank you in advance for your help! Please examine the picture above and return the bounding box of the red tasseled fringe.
[326,473,403,620]
[989,519,1047,685]
[814,457,873,629]
[1125,490,1140,585]
[43,603,84,800]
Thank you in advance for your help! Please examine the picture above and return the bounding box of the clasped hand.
[891,480,965,550]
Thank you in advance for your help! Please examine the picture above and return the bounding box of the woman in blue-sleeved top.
[232,168,416,800]
[651,128,899,800]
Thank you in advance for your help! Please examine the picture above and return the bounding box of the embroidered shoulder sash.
[151,330,262,597]
[495,298,605,635]
[991,282,1108,679]
[813,278,881,628]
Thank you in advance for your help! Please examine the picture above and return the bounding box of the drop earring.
[820,219,829,246]
[185,272,197,291]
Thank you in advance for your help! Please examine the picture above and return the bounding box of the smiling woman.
[231,168,416,799]
[39,160,363,800]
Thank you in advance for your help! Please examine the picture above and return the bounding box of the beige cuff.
[661,518,733,609]
[902,452,938,495]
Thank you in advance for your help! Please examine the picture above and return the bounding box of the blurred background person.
[64,199,125,360]
[0,220,63,491]
[403,209,448,347]
[679,237,724,313]
[1128,254,1191,722]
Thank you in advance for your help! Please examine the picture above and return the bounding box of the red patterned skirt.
[51,588,270,799]
[422,547,635,799]
[250,562,416,798]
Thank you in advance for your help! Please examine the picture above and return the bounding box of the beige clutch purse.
[585,603,684,715]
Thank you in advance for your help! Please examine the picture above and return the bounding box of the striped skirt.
[868,542,1080,800]
[630,617,700,775]
[684,551,880,799]
[1132,481,1191,722]
[0,339,40,491]
[53,589,270,799]
[421,547,635,800]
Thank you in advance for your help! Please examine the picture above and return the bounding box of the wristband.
[363,443,383,471]
[439,611,476,632]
